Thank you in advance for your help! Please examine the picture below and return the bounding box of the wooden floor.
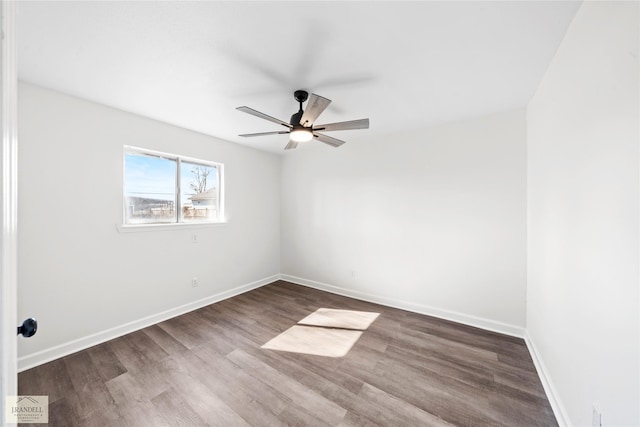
[19,281,557,426]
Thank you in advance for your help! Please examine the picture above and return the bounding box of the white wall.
[17,83,281,369]
[281,109,527,334]
[527,2,639,426]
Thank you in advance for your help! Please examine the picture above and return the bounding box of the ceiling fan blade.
[299,93,331,127]
[313,132,345,148]
[239,131,290,137]
[236,106,292,129]
[284,139,298,150]
[313,118,369,132]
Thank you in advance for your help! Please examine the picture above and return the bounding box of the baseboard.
[279,274,526,338]
[17,274,280,372]
[524,331,571,427]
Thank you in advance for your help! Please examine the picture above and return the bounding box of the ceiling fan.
[237,90,369,150]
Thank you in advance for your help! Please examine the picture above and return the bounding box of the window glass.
[180,161,219,222]
[124,152,177,224]
[123,147,223,225]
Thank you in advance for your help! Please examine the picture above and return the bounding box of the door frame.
[1,0,19,423]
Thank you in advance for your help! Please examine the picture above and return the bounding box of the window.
[123,146,223,225]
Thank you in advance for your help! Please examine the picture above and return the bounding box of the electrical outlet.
[191,277,199,287]
[592,404,602,427]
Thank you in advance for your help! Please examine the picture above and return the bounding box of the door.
[1,1,19,424]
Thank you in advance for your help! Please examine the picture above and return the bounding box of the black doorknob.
[17,318,37,338]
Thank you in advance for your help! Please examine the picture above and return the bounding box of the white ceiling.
[17,1,581,154]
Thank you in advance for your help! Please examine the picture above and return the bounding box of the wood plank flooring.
[18,280,557,426]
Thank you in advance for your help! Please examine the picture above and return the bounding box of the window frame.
[121,146,225,229]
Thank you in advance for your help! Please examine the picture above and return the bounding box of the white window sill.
[117,221,227,233]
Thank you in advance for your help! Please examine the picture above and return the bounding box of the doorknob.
[17,318,37,338]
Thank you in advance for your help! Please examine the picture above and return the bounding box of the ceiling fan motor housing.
[290,110,304,127]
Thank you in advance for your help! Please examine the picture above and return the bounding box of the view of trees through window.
[124,148,222,224]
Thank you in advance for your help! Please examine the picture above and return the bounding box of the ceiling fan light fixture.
[290,128,313,143]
